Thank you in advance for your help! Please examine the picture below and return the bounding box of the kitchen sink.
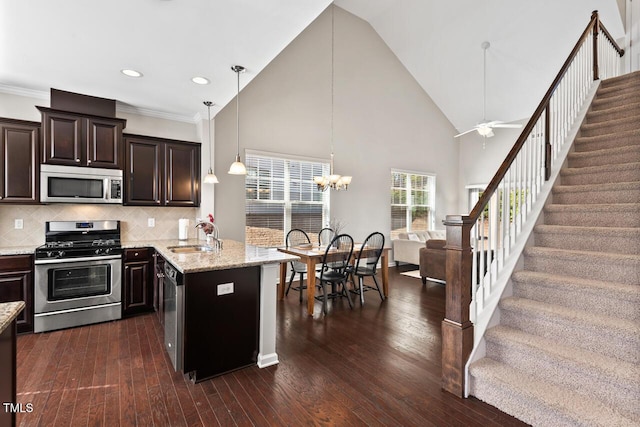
[167,245,215,254]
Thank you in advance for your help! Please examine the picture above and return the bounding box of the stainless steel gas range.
[33,220,123,333]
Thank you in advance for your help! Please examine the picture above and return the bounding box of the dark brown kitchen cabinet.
[123,248,154,317]
[124,134,200,207]
[0,118,40,204]
[38,107,126,169]
[0,255,34,334]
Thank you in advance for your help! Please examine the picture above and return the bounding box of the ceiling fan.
[455,41,522,139]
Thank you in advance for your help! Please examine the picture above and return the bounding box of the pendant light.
[203,101,219,184]
[313,4,352,191]
[228,65,247,175]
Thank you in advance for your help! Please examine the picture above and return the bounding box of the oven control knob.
[46,251,54,258]
[57,250,65,258]
[104,248,112,254]
[95,248,103,255]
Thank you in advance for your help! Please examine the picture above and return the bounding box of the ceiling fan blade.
[492,123,523,129]
[454,128,478,138]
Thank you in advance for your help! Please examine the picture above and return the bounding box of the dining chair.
[348,231,385,304]
[285,229,312,302]
[315,234,354,314]
[318,227,335,246]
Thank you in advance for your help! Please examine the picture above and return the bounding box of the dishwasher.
[163,262,184,371]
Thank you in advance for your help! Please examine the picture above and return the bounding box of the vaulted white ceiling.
[0,0,626,131]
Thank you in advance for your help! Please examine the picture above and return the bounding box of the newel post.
[442,214,474,397]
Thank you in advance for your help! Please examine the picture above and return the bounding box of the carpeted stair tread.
[573,128,640,152]
[600,70,640,88]
[586,101,640,123]
[567,144,640,168]
[560,161,640,185]
[552,181,640,204]
[579,115,640,137]
[469,358,637,427]
[544,202,640,227]
[484,325,640,419]
[523,246,640,285]
[533,224,640,254]
[499,296,640,363]
[511,270,640,321]
[591,91,640,111]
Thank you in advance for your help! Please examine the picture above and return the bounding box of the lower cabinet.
[0,255,34,334]
[123,248,154,316]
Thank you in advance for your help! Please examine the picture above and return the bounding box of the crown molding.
[115,103,199,123]
[0,84,49,100]
[0,84,202,124]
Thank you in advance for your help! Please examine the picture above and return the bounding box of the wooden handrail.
[441,10,626,398]
[470,13,599,221]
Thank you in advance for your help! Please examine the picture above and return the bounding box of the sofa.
[419,239,446,284]
[392,230,446,266]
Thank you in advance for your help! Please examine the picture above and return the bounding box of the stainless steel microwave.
[40,164,123,204]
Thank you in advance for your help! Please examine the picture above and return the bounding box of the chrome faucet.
[195,221,222,250]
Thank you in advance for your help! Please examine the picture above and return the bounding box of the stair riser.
[484,339,639,418]
[512,280,639,321]
[594,85,640,101]
[534,232,640,255]
[574,134,640,152]
[545,210,640,227]
[600,73,640,88]
[552,189,640,204]
[500,306,640,364]
[560,168,640,185]
[567,150,640,168]
[586,105,640,124]
[580,121,640,138]
[524,252,640,285]
[469,376,578,427]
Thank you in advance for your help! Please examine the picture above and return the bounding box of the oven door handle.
[34,254,122,265]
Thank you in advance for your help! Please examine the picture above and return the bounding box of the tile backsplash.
[0,204,199,247]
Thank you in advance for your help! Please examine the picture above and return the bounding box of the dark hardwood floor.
[15,266,527,426]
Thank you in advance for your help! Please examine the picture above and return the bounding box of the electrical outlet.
[217,282,234,296]
[148,218,155,227]
[14,219,23,230]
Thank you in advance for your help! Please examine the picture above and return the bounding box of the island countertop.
[0,301,25,334]
[122,239,298,274]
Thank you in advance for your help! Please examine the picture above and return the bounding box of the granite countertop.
[0,301,25,334]
[0,245,39,256]
[123,238,298,274]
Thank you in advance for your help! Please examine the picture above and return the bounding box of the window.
[245,152,330,247]
[390,170,435,239]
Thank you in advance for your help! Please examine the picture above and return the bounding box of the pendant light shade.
[203,101,219,184]
[228,65,247,175]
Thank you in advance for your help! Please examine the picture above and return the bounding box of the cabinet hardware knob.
[134,252,139,256]
[157,273,165,278]
[0,196,3,200]
[87,160,92,164]
[75,158,80,162]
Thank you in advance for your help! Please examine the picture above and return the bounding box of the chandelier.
[313,4,351,192]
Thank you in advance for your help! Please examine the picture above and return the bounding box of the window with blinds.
[245,153,330,247]
[390,170,435,239]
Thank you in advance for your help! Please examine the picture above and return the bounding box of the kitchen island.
[125,239,298,382]
[1,301,25,427]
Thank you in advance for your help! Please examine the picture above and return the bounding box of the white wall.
[456,122,525,212]
[213,6,459,243]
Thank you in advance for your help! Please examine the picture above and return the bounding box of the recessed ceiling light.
[191,76,210,85]
[121,69,143,77]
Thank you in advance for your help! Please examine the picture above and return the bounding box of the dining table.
[277,243,391,316]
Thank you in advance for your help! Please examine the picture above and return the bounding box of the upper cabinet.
[124,134,200,207]
[38,107,126,169]
[0,118,40,204]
